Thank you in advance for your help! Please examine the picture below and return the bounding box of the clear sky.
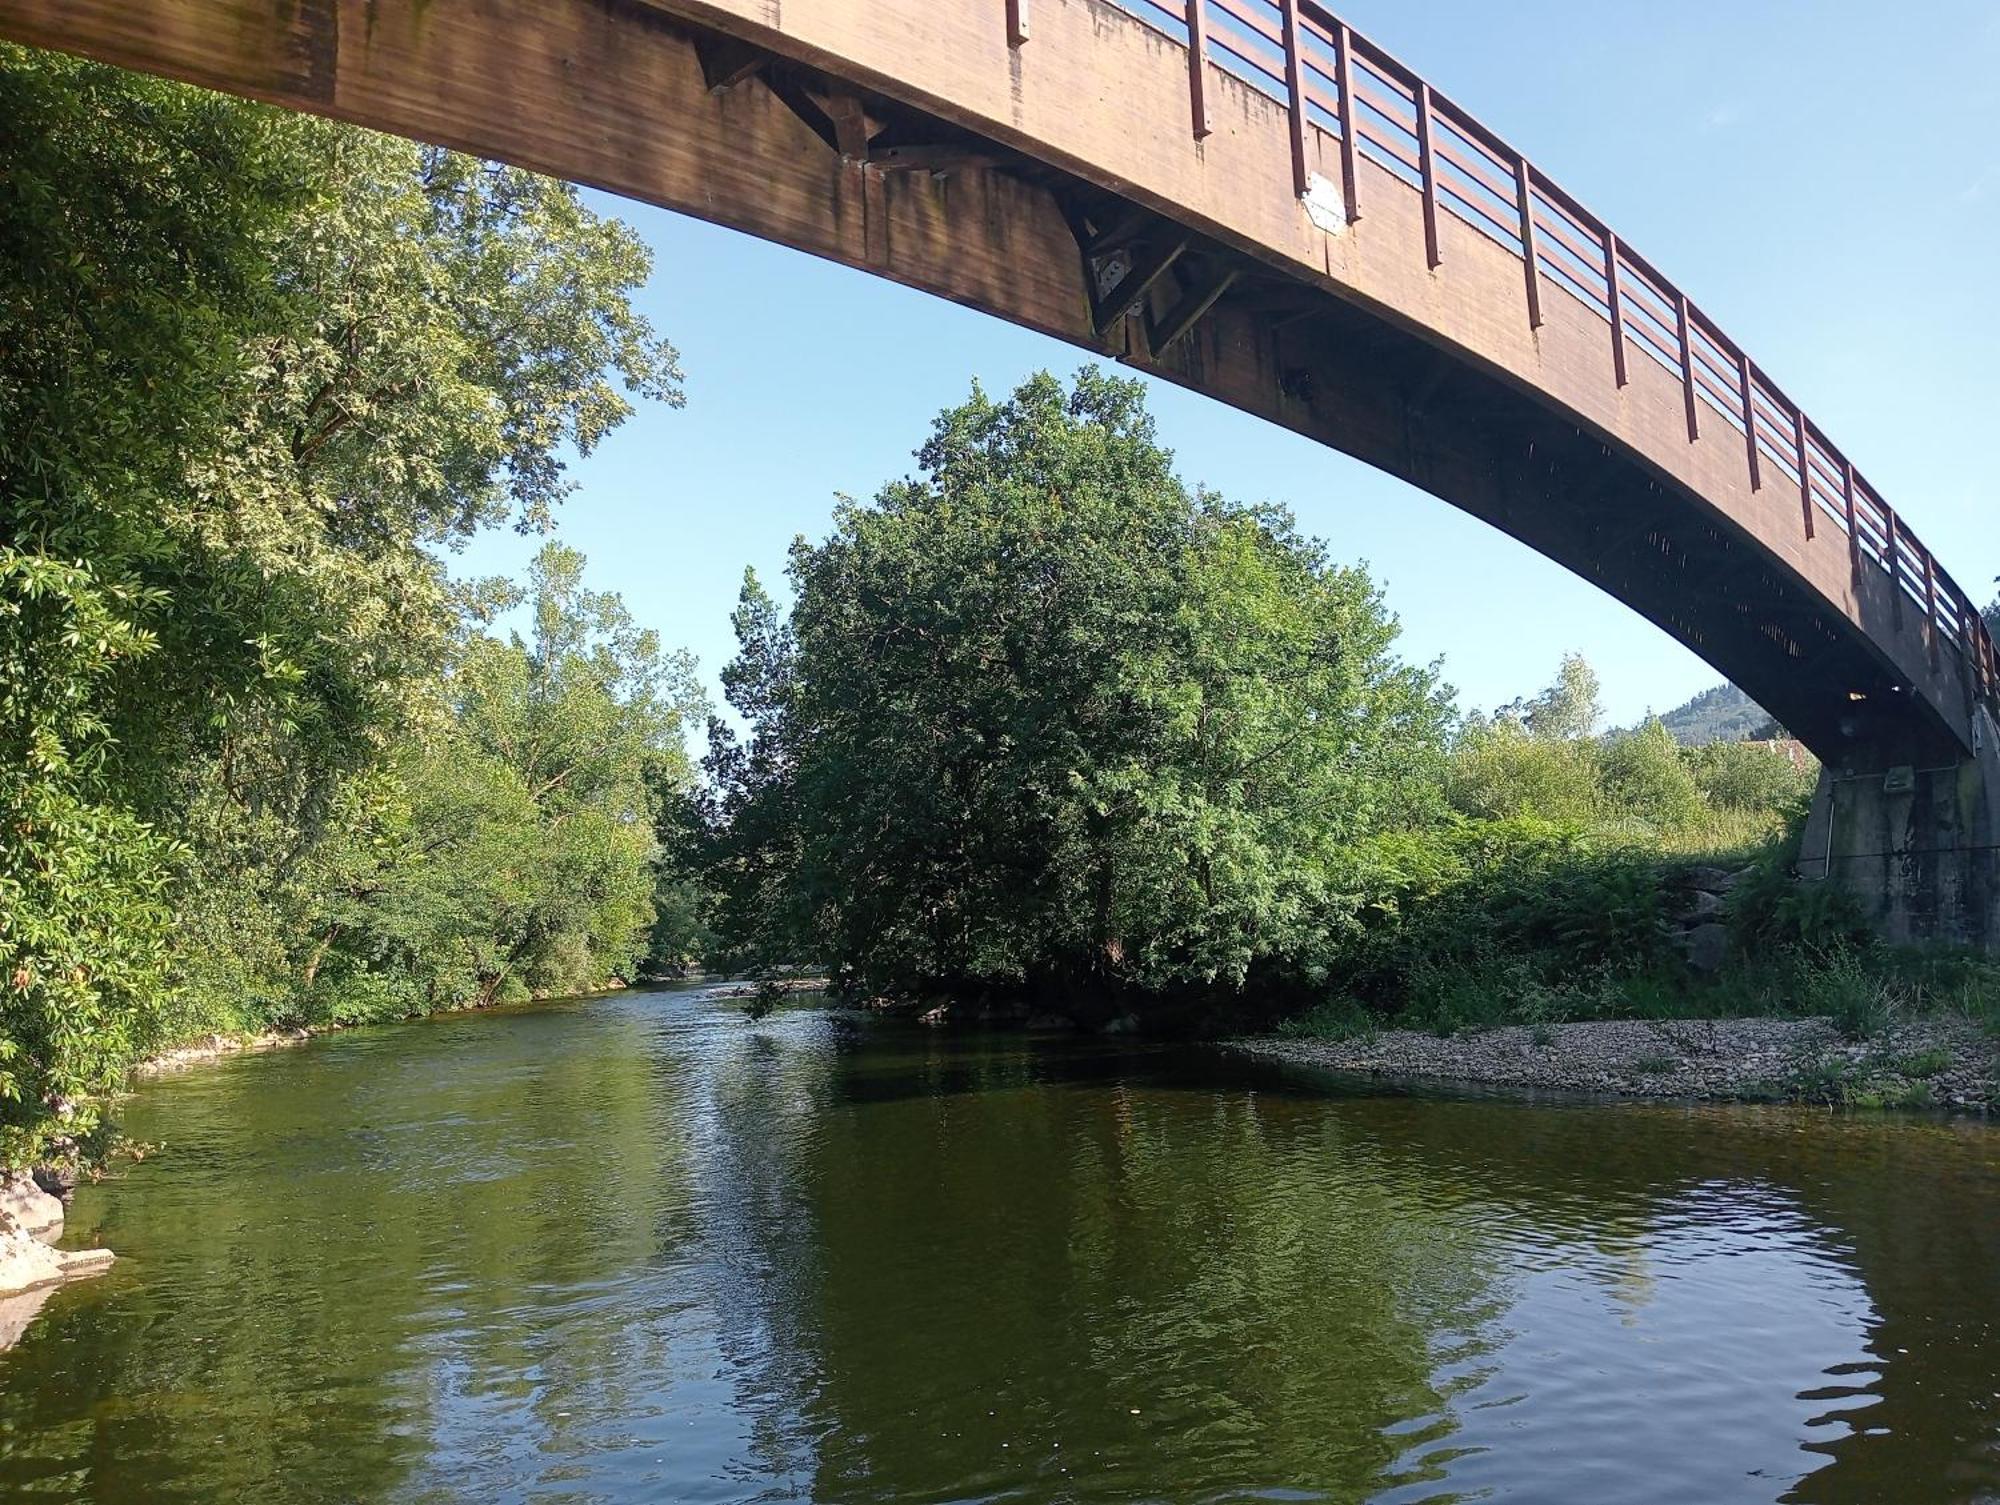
[455,0,1999,729]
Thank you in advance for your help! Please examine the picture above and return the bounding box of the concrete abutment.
[1798,706,2000,954]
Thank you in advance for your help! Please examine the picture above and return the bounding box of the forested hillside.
[1649,684,1780,746]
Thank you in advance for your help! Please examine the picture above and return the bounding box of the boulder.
[0,1171,62,1242]
[0,1286,54,1355]
[1676,889,1726,922]
[1682,923,1731,974]
[0,1207,112,1301]
[32,1164,76,1203]
[1670,865,1734,894]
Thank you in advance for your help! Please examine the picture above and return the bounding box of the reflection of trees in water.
[779,1034,1514,1502]
[1,1008,1995,1505]
[1240,1075,2000,1505]
[776,1043,2000,1505]
[0,1003,709,1502]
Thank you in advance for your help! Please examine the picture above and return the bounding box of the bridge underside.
[1,0,1993,947]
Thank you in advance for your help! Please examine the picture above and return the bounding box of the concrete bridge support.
[1798,706,2000,953]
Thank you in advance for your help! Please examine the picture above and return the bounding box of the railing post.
[1738,353,1761,491]
[1841,460,1860,587]
[1794,408,1814,540]
[1334,23,1360,223]
[1185,0,1211,140]
[1675,294,1699,442]
[1604,230,1628,387]
[1923,551,1940,666]
[1515,159,1542,329]
[1886,509,1903,631]
[1278,0,1309,197]
[1415,82,1440,268]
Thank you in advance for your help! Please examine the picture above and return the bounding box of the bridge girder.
[0,0,1987,774]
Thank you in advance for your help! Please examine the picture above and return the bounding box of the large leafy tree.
[309,545,701,1015]
[0,47,681,1160]
[710,370,1451,1005]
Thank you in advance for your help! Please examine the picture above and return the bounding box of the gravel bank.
[1232,1013,2000,1112]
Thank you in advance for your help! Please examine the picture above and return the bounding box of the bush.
[1600,720,1705,832]
[1447,723,1603,826]
[1818,952,1895,1040]
[1684,739,1817,813]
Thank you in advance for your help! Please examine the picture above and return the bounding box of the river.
[0,987,1995,1503]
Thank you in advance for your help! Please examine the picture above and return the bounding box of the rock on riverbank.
[0,1172,113,1330]
[128,1028,316,1079]
[1233,1013,1999,1111]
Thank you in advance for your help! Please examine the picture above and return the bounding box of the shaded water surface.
[0,989,1997,1503]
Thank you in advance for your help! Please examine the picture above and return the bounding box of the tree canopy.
[0,47,687,1165]
[706,370,1452,1007]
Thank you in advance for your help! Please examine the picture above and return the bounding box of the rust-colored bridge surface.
[3,0,1994,767]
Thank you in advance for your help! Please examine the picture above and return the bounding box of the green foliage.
[1523,653,1603,742]
[1447,721,1604,825]
[706,370,1452,1005]
[1883,1047,1952,1080]
[1682,739,1816,813]
[1274,998,1379,1042]
[1727,838,1872,954]
[293,544,700,1021]
[1599,719,1706,833]
[0,555,179,1164]
[1648,683,1781,746]
[0,49,688,1164]
[1818,951,1896,1040]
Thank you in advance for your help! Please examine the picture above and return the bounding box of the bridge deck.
[2,0,1990,764]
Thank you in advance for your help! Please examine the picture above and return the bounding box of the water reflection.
[0,991,1992,1503]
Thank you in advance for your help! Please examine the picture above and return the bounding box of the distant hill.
[1641,683,1783,746]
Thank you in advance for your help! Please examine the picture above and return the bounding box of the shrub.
[1275,998,1378,1042]
[1447,722,1603,826]
[1684,739,1817,813]
[1819,952,1895,1040]
[1600,720,1706,832]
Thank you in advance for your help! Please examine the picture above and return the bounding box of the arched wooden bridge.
[3,0,1994,944]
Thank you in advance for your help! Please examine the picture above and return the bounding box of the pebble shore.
[1232,1013,2000,1112]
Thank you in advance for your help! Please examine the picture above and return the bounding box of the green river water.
[0,986,1996,1503]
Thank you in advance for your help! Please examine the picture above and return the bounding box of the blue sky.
[456,0,1999,729]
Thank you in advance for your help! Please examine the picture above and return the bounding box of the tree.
[1983,587,1998,640]
[698,570,807,973]
[1446,719,1603,827]
[306,544,702,1015]
[1448,656,1607,826]
[0,47,684,1161]
[710,370,1451,1005]
[1525,653,1603,741]
[1683,739,1816,813]
[1598,718,1704,832]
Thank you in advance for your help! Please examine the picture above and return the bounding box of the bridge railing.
[1088,0,1998,708]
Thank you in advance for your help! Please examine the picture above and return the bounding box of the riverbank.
[4,984,650,1304]
[1232,1011,2000,1110]
[126,978,648,1080]
[0,1173,113,1336]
